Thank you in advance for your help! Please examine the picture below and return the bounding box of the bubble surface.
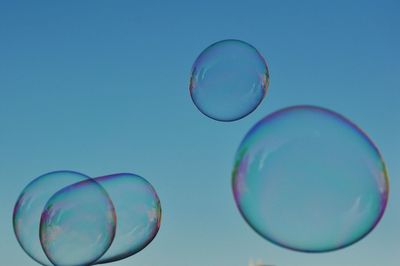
[190,39,269,122]
[232,106,389,252]
[13,171,93,265]
[40,179,116,266]
[94,173,161,264]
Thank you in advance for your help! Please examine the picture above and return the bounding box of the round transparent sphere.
[190,39,269,122]
[94,173,162,264]
[14,171,161,265]
[232,106,389,252]
[40,178,116,266]
[13,171,99,265]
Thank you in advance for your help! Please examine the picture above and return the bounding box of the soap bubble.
[14,171,161,265]
[13,171,95,265]
[232,105,389,252]
[190,39,269,122]
[40,178,116,266]
[94,173,162,264]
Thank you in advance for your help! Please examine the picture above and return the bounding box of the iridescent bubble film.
[40,179,116,266]
[94,173,162,264]
[190,39,269,122]
[13,171,92,266]
[232,106,389,252]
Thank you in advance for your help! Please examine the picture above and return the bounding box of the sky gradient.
[1,1,399,265]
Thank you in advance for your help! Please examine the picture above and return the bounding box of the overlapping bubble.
[13,171,96,265]
[189,39,269,122]
[14,171,161,266]
[93,173,162,264]
[40,178,116,266]
[232,105,389,252]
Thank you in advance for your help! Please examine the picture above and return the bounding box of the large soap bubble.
[190,39,269,122]
[232,105,389,252]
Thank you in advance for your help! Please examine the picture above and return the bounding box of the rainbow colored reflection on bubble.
[232,105,389,252]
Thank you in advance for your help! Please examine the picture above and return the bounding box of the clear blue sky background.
[1,1,399,265]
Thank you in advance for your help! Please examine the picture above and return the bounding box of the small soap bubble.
[232,106,389,252]
[14,171,161,266]
[190,39,269,122]
[40,178,116,266]
[13,171,95,265]
[94,173,162,264]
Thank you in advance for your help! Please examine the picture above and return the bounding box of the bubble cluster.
[14,171,161,266]
[12,38,391,264]
[190,39,269,122]
[232,106,389,252]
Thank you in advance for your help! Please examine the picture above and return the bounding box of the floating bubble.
[14,171,161,266]
[40,178,116,266]
[94,173,161,264]
[232,105,389,252]
[190,39,269,122]
[13,171,96,265]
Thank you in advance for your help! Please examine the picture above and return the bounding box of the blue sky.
[0,1,399,265]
